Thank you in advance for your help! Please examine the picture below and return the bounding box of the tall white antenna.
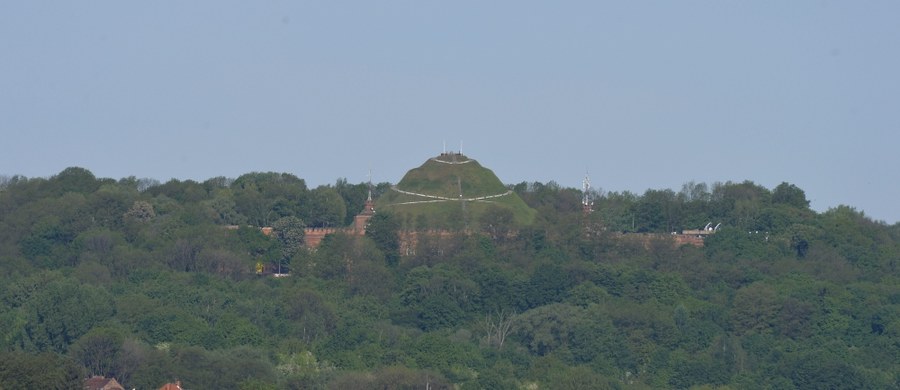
[582,171,593,213]
[460,140,463,154]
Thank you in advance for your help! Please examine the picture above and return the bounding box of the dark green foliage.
[171,345,278,389]
[784,350,872,390]
[19,279,115,353]
[279,287,337,344]
[399,265,478,330]
[772,182,810,209]
[366,212,401,266]
[0,168,897,388]
[231,172,308,226]
[326,366,452,390]
[69,327,124,378]
[272,216,305,273]
[474,267,524,311]
[335,178,369,225]
[307,186,347,228]
[51,167,101,195]
[524,263,573,308]
[668,349,731,389]
[0,351,84,389]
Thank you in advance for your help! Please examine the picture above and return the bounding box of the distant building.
[84,376,125,390]
[159,380,183,390]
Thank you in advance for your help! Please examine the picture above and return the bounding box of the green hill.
[377,153,536,229]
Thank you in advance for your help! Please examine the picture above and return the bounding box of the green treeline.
[0,168,898,389]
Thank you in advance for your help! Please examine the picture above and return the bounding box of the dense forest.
[0,167,898,389]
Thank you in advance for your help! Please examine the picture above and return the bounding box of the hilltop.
[376,153,536,229]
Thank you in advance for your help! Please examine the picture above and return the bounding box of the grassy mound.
[377,154,536,229]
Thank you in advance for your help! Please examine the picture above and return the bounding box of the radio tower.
[582,171,594,214]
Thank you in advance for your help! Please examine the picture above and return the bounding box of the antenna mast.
[582,171,593,214]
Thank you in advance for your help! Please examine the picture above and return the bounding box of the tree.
[306,186,346,228]
[785,351,871,389]
[474,267,524,312]
[537,364,616,390]
[516,303,583,356]
[166,238,204,272]
[525,263,573,309]
[335,178,369,225]
[680,181,711,202]
[70,328,123,378]
[817,205,888,270]
[205,189,246,225]
[168,346,277,389]
[233,184,272,226]
[309,233,388,296]
[635,189,682,233]
[231,172,308,226]
[123,200,156,223]
[0,351,83,389]
[479,205,515,242]
[595,190,639,233]
[113,339,150,387]
[89,184,138,229]
[772,182,809,209]
[482,309,517,349]
[400,265,479,330]
[788,223,818,258]
[730,283,778,335]
[19,280,115,353]
[272,216,305,274]
[327,366,451,390]
[714,180,772,230]
[145,178,208,203]
[0,174,13,190]
[50,167,100,195]
[366,213,400,266]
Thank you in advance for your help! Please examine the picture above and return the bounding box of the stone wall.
[303,227,345,248]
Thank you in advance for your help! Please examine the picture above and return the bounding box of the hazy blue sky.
[2,2,898,223]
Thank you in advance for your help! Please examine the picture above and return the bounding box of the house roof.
[84,376,125,390]
[159,381,182,390]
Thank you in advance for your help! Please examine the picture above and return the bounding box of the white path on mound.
[392,199,499,205]
[430,158,474,165]
[391,186,512,202]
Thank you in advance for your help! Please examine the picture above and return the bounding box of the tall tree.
[272,216,305,274]
[366,213,400,266]
[50,167,100,195]
[772,182,810,209]
[306,186,347,228]
[69,328,123,378]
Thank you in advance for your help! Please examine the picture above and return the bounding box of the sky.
[2,1,899,223]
